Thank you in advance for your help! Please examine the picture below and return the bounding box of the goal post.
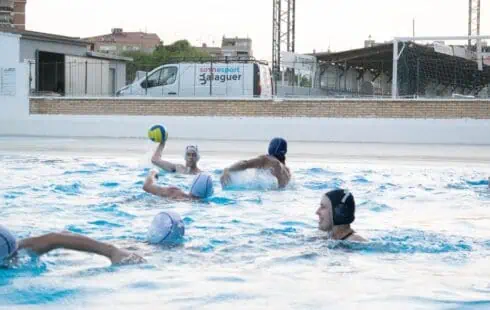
[392,35,490,99]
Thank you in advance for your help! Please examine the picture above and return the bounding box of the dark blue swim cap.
[0,225,17,260]
[326,189,355,226]
[268,138,288,158]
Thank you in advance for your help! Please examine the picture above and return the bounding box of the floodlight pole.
[392,39,398,99]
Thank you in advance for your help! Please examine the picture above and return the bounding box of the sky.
[26,0,488,61]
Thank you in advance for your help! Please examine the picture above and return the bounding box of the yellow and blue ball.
[148,125,168,143]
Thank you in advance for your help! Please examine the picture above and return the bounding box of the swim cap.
[0,225,17,260]
[147,211,185,244]
[268,138,287,160]
[325,189,355,225]
[189,173,214,199]
[185,145,200,161]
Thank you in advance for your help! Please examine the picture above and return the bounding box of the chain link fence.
[396,41,490,99]
[28,55,489,99]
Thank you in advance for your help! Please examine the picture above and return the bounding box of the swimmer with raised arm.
[316,189,367,242]
[220,137,291,189]
[0,226,145,267]
[143,170,214,201]
[151,141,201,175]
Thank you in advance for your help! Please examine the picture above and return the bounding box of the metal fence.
[28,58,490,99]
[395,41,490,99]
[28,60,128,97]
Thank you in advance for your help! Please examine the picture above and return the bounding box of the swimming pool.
[1,138,490,309]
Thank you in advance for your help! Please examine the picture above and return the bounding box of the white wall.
[0,114,489,145]
[0,32,20,64]
[19,38,88,62]
[0,32,29,120]
[64,56,110,96]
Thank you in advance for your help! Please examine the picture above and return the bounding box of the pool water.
[1,146,490,309]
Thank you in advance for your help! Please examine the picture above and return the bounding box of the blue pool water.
[1,149,490,309]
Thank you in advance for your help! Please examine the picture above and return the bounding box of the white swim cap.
[0,225,17,260]
[147,211,185,245]
[189,173,214,199]
[185,145,200,161]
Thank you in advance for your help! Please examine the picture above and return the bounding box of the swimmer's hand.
[110,248,146,265]
[220,168,232,187]
[150,169,159,179]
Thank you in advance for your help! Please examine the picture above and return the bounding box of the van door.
[142,68,162,96]
[143,66,179,96]
[160,66,179,96]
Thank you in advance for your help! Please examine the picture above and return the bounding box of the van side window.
[161,67,178,85]
[144,69,162,88]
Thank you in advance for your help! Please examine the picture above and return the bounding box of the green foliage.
[122,40,209,84]
[299,75,312,88]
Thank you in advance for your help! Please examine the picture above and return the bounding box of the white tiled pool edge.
[1,115,490,145]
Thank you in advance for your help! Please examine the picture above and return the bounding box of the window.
[142,67,177,88]
[160,67,177,85]
[143,69,161,88]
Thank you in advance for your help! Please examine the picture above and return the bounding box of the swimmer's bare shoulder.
[264,155,291,188]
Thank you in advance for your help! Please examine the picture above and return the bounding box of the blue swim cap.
[326,189,355,226]
[268,138,288,158]
[189,173,214,199]
[147,211,185,244]
[0,225,17,260]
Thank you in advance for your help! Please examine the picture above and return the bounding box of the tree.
[299,75,312,88]
[122,40,209,84]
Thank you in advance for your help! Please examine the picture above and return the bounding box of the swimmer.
[316,189,367,242]
[0,225,145,267]
[220,137,291,189]
[143,170,214,201]
[151,140,201,175]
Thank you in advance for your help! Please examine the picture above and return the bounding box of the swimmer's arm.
[225,156,267,172]
[151,142,179,173]
[221,156,272,187]
[143,171,188,199]
[18,233,145,264]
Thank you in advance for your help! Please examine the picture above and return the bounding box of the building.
[364,35,391,48]
[0,0,14,26]
[84,28,162,55]
[0,0,27,30]
[195,36,253,59]
[1,26,132,96]
[221,36,253,58]
[197,43,223,58]
[13,0,25,29]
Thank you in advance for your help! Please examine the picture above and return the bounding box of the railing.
[27,58,490,99]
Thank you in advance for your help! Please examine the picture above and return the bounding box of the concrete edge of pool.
[1,136,490,165]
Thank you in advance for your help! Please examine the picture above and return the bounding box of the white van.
[116,61,273,98]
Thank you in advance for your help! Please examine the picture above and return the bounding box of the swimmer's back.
[262,155,290,188]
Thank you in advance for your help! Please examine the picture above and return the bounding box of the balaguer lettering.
[199,73,242,85]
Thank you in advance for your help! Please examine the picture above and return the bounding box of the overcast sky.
[27,0,488,60]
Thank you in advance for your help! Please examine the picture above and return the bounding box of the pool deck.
[1,137,490,165]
